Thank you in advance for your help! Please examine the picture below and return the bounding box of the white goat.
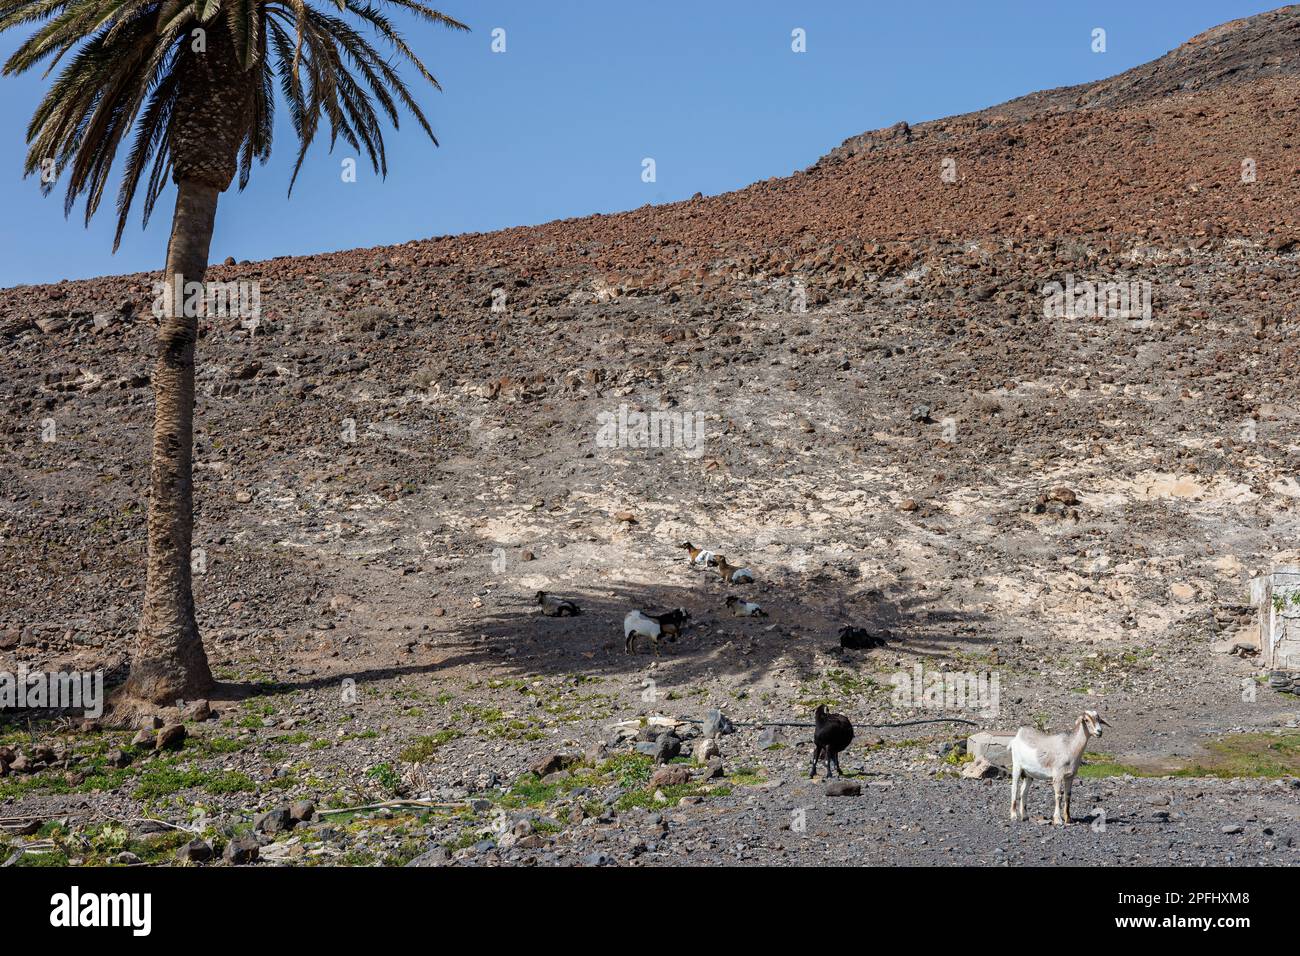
[1008,709,1110,826]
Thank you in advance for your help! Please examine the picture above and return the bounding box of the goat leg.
[809,746,822,779]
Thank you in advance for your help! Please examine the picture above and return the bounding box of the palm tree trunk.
[125,179,219,704]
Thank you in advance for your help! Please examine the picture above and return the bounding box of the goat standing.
[1009,709,1110,825]
[624,608,689,656]
[809,704,854,779]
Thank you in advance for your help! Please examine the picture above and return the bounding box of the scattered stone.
[825,779,863,797]
[176,839,213,863]
[405,846,451,867]
[155,724,187,751]
[223,835,260,865]
[693,738,720,763]
[652,733,681,764]
[961,757,1008,779]
[254,807,294,834]
[529,753,579,777]
[289,800,316,823]
[966,731,1015,769]
[180,699,212,722]
[702,709,735,738]
[650,765,691,788]
[1048,486,1079,506]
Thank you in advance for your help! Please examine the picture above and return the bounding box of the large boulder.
[254,807,294,834]
[529,753,579,777]
[222,835,260,865]
[966,731,1015,769]
[702,709,735,738]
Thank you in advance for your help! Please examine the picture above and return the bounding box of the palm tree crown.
[3,0,467,246]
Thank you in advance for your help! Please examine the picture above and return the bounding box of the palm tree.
[3,0,466,704]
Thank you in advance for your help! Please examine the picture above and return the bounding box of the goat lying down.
[838,625,888,649]
[678,541,718,569]
[714,555,755,584]
[535,591,580,617]
[1009,709,1110,826]
[725,596,766,617]
[624,608,689,656]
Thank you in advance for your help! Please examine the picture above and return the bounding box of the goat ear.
[1099,717,1111,726]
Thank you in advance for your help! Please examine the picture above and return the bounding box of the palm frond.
[2,0,466,243]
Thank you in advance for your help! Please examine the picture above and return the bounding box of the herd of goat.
[533,541,1114,826]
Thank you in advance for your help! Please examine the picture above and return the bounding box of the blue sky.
[0,0,1282,287]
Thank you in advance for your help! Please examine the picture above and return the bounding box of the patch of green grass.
[367,763,401,794]
[0,762,134,799]
[1081,734,1300,780]
[728,766,767,786]
[615,782,729,812]
[1171,733,1300,779]
[133,765,258,798]
[12,849,70,867]
[600,752,654,788]
[399,730,462,763]
[498,774,559,808]
[446,829,483,851]
[943,748,974,768]
[198,736,248,755]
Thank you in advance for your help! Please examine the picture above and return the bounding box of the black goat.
[810,704,854,779]
[838,625,889,649]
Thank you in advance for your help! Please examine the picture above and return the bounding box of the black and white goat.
[536,591,581,617]
[624,608,689,656]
